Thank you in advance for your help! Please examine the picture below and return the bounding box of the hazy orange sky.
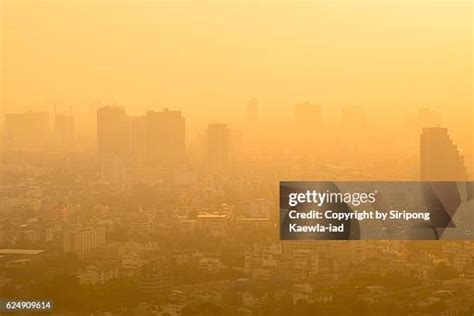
[1,1,472,134]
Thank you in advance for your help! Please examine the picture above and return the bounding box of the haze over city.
[0,1,473,315]
[2,1,472,136]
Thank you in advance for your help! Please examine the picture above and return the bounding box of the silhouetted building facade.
[420,127,468,180]
[145,109,185,165]
[97,107,185,167]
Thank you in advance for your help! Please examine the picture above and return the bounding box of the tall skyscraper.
[55,114,74,147]
[97,107,185,168]
[247,98,258,123]
[97,107,126,157]
[145,109,185,165]
[4,111,50,149]
[420,127,468,180]
[207,124,228,166]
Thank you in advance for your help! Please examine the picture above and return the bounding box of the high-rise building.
[97,107,185,168]
[420,127,468,180]
[63,226,106,259]
[4,111,50,149]
[207,124,228,166]
[247,98,258,123]
[145,109,185,165]
[97,107,126,157]
[55,114,74,147]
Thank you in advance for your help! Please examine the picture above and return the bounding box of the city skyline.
[2,1,472,133]
[1,1,473,314]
